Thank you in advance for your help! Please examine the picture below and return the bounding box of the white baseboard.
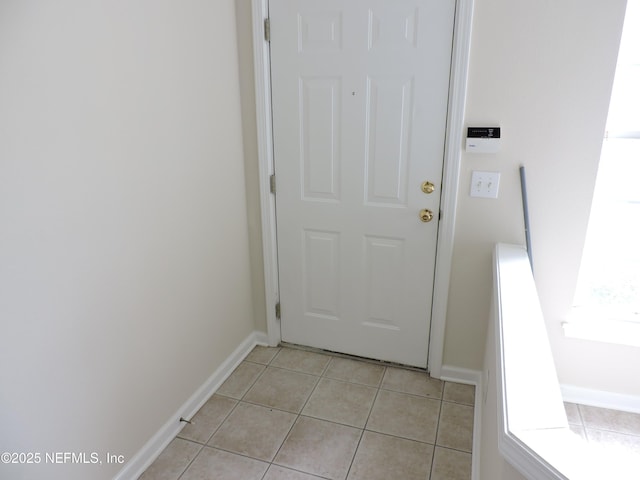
[114,330,269,480]
[439,364,482,386]
[561,384,640,414]
[439,365,482,480]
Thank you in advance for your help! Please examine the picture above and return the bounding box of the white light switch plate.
[470,171,500,199]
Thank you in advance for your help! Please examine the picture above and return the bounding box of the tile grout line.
[584,425,640,439]
[264,354,325,478]
[343,428,366,480]
[175,349,275,479]
[200,359,270,442]
[571,403,640,439]
[247,346,286,480]
[253,345,300,478]
[576,403,586,431]
[343,365,387,480]
[428,394,446,480]
[177,385,252,441]
[146,346,477,480]
[175,440,205,480]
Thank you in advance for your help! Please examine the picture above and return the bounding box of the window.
[567,0,640,346]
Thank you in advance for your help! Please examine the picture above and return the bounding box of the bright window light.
[573,0,640,326]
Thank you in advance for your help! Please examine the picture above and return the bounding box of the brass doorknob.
[421,181,435,194]
[419,209,434,223]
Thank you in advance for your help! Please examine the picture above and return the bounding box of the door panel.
[363,235,405,329]
[270,0,455,367]
[303,229,341,320]
[365,76,413,206]
[300,77,342,202]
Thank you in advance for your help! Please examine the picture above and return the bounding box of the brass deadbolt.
[419,209,434,223]
[421,181,435,194]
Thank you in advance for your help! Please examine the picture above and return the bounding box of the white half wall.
[0,2,255,479]
[480,294,528,480]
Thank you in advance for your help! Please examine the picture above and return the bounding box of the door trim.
[251,0,474,376]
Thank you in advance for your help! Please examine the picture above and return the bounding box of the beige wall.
[443,0,640,398]
[0,1,255,479]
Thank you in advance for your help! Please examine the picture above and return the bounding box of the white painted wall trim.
[253,0,475,370]
[252,0,281,347]
[561,384,640,415]
[440,365,481,386]
[114,331,268,480]
[427,0,475,378]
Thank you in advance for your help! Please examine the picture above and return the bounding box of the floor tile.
[139,352,484,480]
[579,405,640,436]
[323,357,385,387]
[177,395,237,444]
[430,446,472,480]
[569,424,587,441]
[302,378,377,428]
[263,465,326,480]
[180,447,268,480]
[436,402,474,452]
[585,428,640,477]
[138,438,202,480]
[208,402,296,461]
[381,367,443,399]
[586,428,640,457]
[366,389,440,443]
[245,345,280,365]
[243,367,318,413]
[564,402,582,425]
[216,361,265,399]
[443,382,475,406]
[274,416,361,480]
[347,431,433,480]
[271,348,331,376]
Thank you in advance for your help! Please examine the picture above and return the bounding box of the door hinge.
[275,302,281,319]
[439,209,443,221]
[264,18,270,42]
[269,174,276,194]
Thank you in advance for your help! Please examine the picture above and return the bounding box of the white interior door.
[270,0,455,367]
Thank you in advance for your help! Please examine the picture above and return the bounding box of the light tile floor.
[564,401,640,468]
[139,345,475,480]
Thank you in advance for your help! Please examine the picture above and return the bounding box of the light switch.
[470,171,500,199]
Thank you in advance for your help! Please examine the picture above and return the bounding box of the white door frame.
[251,0,474,377]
